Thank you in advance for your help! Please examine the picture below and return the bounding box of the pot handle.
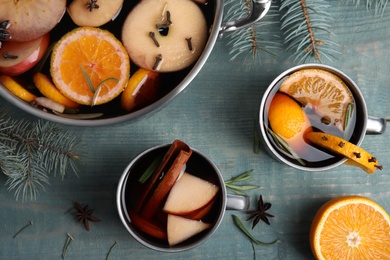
[219,0,271,37]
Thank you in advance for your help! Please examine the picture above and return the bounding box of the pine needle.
[0,108,81,201]
[223,0,282,64]
[279,0,340,63]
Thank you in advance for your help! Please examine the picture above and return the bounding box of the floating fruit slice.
[50,27,130,106]
[0,0,66,42]
[33,72,79,109]
[305,132,382,174]
[279,69,354,132]
[0,75,36,102]
[268,93,311,153]
[121,68,160,111]
[67,0,124,27]
[310,196,390,260]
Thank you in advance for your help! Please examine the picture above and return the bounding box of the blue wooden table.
[1,1,390,259]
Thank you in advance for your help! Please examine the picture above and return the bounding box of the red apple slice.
[163,172,219,216]
[0,0,66,42]
[129,210,167,240]
[167,214,211,246]
[0,33,50,76]
[183,196,216,220]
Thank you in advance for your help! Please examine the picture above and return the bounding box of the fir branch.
[0,108,81,201]
[279,0,340,63]
[348,0,389,16]
[223,0,282,64]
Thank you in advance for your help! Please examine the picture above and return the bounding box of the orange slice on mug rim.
[280,68,354,132]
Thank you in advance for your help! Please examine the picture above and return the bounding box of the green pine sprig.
[223,0,282,63]
[0,108,81,201]
[279,0,340,63]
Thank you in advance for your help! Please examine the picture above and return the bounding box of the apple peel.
[134,140,192,218]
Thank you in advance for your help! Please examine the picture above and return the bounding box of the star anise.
[246,195,274,229]
[73,202,101,231]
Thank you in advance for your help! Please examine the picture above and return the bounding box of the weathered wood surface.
[1,2,390,259]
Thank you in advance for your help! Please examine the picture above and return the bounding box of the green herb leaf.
[79,65,95,94]
[138,155,163,184]
[266,125,305,166]
[224,169,259,195]
[91,77,119,106]
[344,102,353,131]
[232,215,278,246]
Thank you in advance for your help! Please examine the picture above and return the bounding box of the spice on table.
[13,221,33,238]
[246,195,274,228]
[62,233,74,260]
[73,202,101,231]
[106,241,118,260]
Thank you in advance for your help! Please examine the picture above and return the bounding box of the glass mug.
[258,64,386,171]
[116,143,249,252]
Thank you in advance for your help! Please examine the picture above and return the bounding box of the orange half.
[310,196,390,260]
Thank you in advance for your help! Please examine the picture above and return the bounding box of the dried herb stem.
[232,215,278,246]
[62,233,74,259]
[106,241,118,260]
[225,169,260,195]
[13,221,33,238]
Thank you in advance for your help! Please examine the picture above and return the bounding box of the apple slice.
[183,196,216,220]
[68,0,124,27]
[167,214,211,246]
[163,172,219,216]
[0,0,66,42]
[121,0,208,72]
[0,33,50,76]
[129,210,167,240]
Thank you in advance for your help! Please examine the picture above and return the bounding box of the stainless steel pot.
[0,0,271,126]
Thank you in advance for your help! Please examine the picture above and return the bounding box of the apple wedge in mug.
[128,140,220,246]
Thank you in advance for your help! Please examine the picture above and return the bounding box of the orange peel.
[0,75,36,102]
[305,131,382,173]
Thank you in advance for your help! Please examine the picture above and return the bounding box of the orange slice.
[268,93,311,152]
[0,75,36,102]
[50,27,130,106]
[306,132,382,174]
[33,72,79,109]
[310,196,390,260]
[279,69,354,132]
[121,68,160,111]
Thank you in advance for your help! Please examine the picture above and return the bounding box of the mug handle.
[226,194,251,210]
[219,0,271,37]
[366,116,387,134]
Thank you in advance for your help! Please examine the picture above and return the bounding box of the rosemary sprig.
[232,215,278,246]
[79,65,119,106]
[265,125,305,166]
[62,233,74,259]
[225,169,260,195]
[138,155,163,184]
[13,221,33,238]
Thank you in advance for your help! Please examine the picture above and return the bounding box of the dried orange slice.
[50,27,130,106]
[33,72,79,109]
[280,69,354,132]
[0,75,36,102]
[268,93,311,152]
[121,68,160,111]
[310,196,390,260]
[306,132,382,174]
